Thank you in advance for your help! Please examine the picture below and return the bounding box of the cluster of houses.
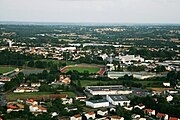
[82,85,180,120]
[13,83,41,93]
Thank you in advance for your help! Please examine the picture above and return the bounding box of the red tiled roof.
[169,117,179,120]
[157,113,166,117]
[87,112,95,115]
[144,109,154,113]
[111,116,122,119]
[74,114,81,118]
[7,105,18,109]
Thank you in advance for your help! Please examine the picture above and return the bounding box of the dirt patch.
[147,87,174,92]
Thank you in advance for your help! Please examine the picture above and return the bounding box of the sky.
[0,0,180,24]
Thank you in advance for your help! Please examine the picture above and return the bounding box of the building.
[7,102,24,113]
[75,96,87,102]
[70,114,82,120]
[144,109,155,116]
[169,117,179,120]
[86,99,109,108]
[106,95,130,106]
[86,85,132,95]
[111,116,124,120]
[29,105,47,113]
[107,72,156,80]
[156,113,168,120]
[124,106,133,111]
[97,110,108,116]
[134,104,145,110]
[166,95,173,102]
[31,83,41,87]
[119,55,144,64]
[163,82,170,87]
[85,112,96,119]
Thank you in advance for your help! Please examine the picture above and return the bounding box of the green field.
[6,92,77,101]
[6,92,53,101]
[0,66,15,74]
[66,67,100,74]
[78,80,111,87]
[76,79,163,87]
[59,92,76,97]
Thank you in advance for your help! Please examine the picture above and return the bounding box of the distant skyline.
[0,0,180,24]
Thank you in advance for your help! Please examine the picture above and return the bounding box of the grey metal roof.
[108,95,129,101]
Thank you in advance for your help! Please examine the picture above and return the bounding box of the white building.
[163,82,170,87]
[106,95,130,106]
[70,114,82,120]
[119,55,144,64]
[85,112,96,119]
[86,85,132,95]
[97,110,108,116]
[144,109,155,116]
[134,104,145,110]
[86,99,109,108]
[166,95,173,102]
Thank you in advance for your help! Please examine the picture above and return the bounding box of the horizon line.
[0,20,180,26]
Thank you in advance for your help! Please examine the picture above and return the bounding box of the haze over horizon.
[0,0,180,24]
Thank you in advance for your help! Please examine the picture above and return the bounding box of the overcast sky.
[0,0,180,23]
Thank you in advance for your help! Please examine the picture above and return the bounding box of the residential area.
[0,24,180,120]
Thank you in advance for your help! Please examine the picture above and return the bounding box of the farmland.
[0,66,16,74]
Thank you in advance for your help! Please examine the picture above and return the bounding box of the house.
[156,113,168,120]
[131,114,140,119]
[70,114,82,120]
[29,105,47,113]
[166,95,173,102]
[163,82,170,87]
[0,77,11,82]
[106,95,130,106]
[144,109,155,116]
[31,83,41,87]
[26,99,38,105]
[169,117,179,120]
[111,116,124,120]
[60,77,71,84]
[62,98,73,104]
[124,106,133,111]
[134,104,145,110]
[7,102,24,113]
[97,110,108,116]
[85,112,96,119]
[75,96,87,101]
[20,83,29,87]
[86,99,109,108]
[65,106,78,112]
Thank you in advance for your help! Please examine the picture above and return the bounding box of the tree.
[116,105,124,116]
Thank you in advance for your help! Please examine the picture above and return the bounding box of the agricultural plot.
[0,66,15,74]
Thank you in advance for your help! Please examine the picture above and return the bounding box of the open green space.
[6,92,54,101]
[78,80,111,87]
[59,91,77,98]
[76,79,163,87]
[6,92,76,101]
[66,67,100,74]
[0,66,16,74]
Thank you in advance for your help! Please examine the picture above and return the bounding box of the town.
[0,24,180,120]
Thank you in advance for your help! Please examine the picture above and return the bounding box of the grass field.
[6,92,53,101]
[6,92,77,101]
[66,67,100,74]
[0,66,16,74]
[76,79,163,87]
[58,92,76,97]
[78,80,111,87]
